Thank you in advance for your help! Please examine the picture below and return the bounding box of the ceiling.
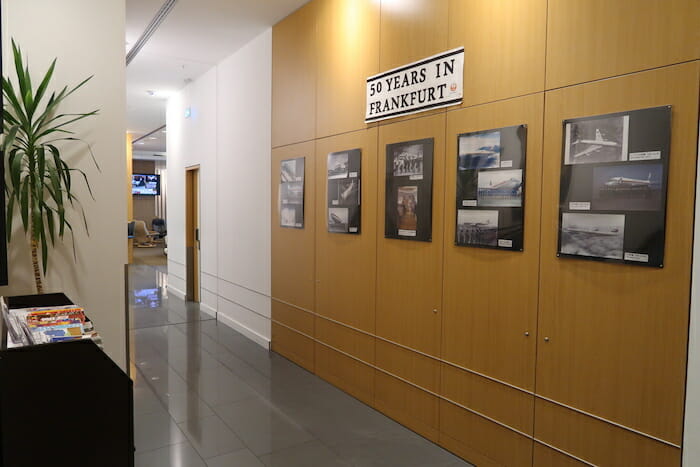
[126,0,310,154]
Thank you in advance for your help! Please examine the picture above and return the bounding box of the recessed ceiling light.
[148,137,157,140]
[136,142,145,145]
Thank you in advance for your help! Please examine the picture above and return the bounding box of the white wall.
[167,30,272,347]
[1,0,127,368]
[683,123,700,466]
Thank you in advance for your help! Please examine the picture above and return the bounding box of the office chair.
[151,218,167,240]
[133,220,158,247]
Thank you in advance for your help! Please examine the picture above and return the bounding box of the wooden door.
[185,166,200,302]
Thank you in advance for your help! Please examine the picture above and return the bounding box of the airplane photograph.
[477,169,523,207]
[280,158,298,182]
[281,181,303,204]
[560,212,625,259]
[337,179,359,205]
[328,152,349,179]
[592,163,663,211]
[456,209,498,246]
[328,207,349,233]
[458,130,501,169]
[565,115,629,164]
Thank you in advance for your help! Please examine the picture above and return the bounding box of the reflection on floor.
[130,265,472,467]
[133,244,167,267]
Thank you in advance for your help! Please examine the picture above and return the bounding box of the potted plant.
[2,40,99,293]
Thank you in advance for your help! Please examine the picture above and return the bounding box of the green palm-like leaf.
[2,40,99,292]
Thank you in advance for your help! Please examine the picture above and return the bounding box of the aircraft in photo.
[603,173,652,189]
[480,177,522,195]
[572,129,620,159]
[340,181,356,201]
[461,219,494,228]
[562,224,620,236]
[328,161,348,177]
[329,213,344,225]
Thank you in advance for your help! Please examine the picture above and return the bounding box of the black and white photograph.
[279,157,305,228]
[327,148,361,234]
[456,209,498,247]
[334,179,359,205]
[477,169,523,207]
[385,138,433,242]
[592,164,663,211]
[458,130,501,170]
[560,213,625,260]
[328,208,349,233]
[397,186,418,234]
[558,106,671,267]
[280,181,304,205]
[281,159,297,182]
[392,143,424,177]
[328,152,349,179]
[280,207,298,228]
[565,114,629,165]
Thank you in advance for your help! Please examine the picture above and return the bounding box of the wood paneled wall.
[271,1,700,465]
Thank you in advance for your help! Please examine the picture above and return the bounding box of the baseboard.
[217,312,271,350]
[167,284,186,300]
[200,302,217,318]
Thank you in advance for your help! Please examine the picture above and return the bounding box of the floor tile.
[133,383,166,416]
[214,396,315,456]
[135,441,207,467]
[159,391,215,423]
[129,265,470,467]
[188,365,258,407]
[260,440,351,467]
[205,448,264,467]
[134,410,186,453]
[178,414,245,459]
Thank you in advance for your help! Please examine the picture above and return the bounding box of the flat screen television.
[132,174,160,195]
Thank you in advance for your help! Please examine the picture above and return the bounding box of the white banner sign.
[365,47,464,123]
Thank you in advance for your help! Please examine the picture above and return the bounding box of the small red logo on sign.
[450,82,457,92]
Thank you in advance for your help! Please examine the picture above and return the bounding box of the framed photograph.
[564,115,629,165]
[557,106,671,267]
[328,152,349,179]
[327,148,361,234]
[477,169,523,207]
[560,213,625,260]
[592,163,663,211]
[455,125,527,250]
[279,157,305,228]
[385,138,434,241]
[458,130,500,169]
[456,209,498,247]
[392,143,424,178]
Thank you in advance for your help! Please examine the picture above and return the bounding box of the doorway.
[185,166,200,302]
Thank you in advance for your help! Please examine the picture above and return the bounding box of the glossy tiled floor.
[129,265,472,466]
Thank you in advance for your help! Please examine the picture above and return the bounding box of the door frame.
[185,165,200,302]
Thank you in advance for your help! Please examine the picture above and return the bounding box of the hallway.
[129,265,471,466]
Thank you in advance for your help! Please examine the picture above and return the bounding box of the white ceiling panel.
[126,0,310,154]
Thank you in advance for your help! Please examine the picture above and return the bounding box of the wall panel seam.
[543,58,700,94]
[272,308,682,448]
[532,439,597,467]
[168,271,186,282]
[220,294,271,321]
[313,335,533,439]
[219,275,271,298]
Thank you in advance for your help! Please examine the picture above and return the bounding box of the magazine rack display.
[0,293,134,467]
